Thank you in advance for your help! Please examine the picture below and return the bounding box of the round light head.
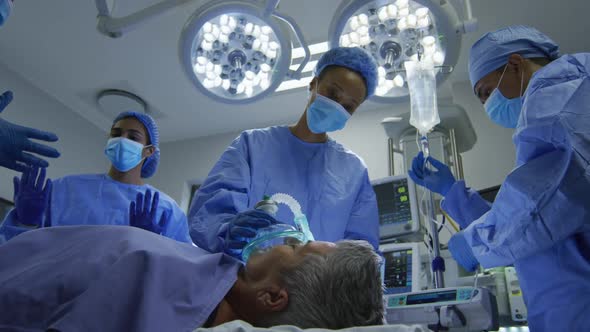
[180,1,291,104]
[329,0,460,102]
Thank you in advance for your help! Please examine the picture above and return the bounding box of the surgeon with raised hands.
[0,111,191,244]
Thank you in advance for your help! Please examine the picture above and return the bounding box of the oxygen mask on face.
[241,195,312,262]
[241,223,307,261]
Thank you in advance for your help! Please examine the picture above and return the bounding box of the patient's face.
[244,241,336,282]
[227,241,338,323]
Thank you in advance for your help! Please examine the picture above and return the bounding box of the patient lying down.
[0,226,383,332]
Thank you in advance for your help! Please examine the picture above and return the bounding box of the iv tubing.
[420,135,445,289]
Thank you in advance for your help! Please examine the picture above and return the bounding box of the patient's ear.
[257,285,288,312]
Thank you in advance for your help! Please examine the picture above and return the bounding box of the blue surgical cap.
[469,25,559,90]
[314,46,378,99]
[113,111,160,178]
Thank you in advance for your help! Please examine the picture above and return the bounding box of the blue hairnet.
[113,111,160,178]
[469,25,559,90]
[314,47,378,99]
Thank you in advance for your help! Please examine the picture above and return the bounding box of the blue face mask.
[484,65,524,129]
[306,93,351,134]
[0,0,13,27]
[104,137,150,172]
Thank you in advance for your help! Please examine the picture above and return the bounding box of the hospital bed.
[194,321,430,332]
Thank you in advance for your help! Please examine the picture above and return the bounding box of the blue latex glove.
[224,210,278,253]
[408,151,456,196]
[0,91,60,172]
[13,166,52,227]
[129,189,170,235]
[448,232,479,272]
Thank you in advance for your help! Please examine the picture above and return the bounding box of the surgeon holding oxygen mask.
[409,26,590,331]
[189,47,380,258]
[0,111,191,244]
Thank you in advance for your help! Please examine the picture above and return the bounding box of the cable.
[437,214,445,233]
[415,132,452,290]
[441,207,460,232]
[448,305,467,327]
[470,265,482,303]
[413,135,456,237]
[415,181,455,236]
[423,232,433,253]
[428,213,455,235]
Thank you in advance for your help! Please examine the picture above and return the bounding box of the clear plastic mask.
[242,223,307,262]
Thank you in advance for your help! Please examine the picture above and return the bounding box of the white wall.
[329,105,398,180]
[0,63,109,201]
[149,130,242,212]
[151,80,517,210]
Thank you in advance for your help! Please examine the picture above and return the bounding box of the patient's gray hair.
[258,240,384,329]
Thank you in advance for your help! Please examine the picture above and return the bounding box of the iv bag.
[405,60,440,136]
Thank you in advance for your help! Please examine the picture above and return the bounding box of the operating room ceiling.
[0,0,587,142]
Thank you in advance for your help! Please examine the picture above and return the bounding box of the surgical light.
[180,0,310,104]
[329,0,466,102]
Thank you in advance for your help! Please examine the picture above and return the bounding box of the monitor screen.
[406,290,457,305]
[373,177,412,227]
[383,247,414,295]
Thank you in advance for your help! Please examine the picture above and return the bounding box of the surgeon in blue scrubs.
[189,47,380,255]
[0,111,191,244]
[409,26,590,331]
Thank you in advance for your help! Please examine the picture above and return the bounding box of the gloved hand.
[224,210,278,253]
[129,189,170,235]
[408,151,456,196]
[13,166,52,227]
[0,91,60,172]
[448,232,479,272]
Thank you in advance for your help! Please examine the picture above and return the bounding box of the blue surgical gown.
[188,126,379,252]
[0,225,241,332]
[443,54,590,331]
[0,174,191,244]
